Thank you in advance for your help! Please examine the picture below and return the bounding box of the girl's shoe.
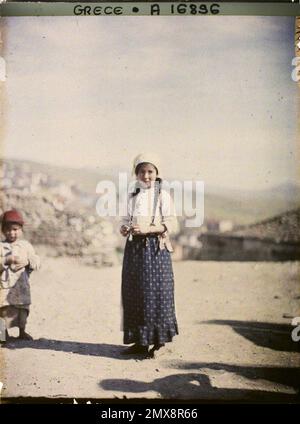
[19,331,33,341]
[146,343,165,359]
[121,344,149,355]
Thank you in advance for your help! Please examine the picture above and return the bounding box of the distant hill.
[202,182,300,225]
[2,158,300,226]
[1,158,108,195]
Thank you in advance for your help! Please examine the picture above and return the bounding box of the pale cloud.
[2,16,298,190]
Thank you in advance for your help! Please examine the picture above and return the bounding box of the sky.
[1,16,299,190]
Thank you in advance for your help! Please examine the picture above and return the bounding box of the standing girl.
[120,153,179,358]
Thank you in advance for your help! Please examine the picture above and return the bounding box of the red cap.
[1,210,24,228]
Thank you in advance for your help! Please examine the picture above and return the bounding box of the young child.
[0,210,40,343]
[120,153,179,358]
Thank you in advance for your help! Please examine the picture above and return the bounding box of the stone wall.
[0,189,121,267]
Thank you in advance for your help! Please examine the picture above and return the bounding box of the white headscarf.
[131,153,161,177]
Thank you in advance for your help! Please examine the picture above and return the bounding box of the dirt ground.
[0,256,300,402]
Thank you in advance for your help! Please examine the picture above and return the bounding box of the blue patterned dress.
[122,232,178,346]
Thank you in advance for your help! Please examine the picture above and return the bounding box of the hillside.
[1,158,109,195]
[1,158,300,226]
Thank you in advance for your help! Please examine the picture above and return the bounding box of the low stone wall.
[183,233,300,262]
[0,190,121,267]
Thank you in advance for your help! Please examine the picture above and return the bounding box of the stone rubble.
[0,161,122,267]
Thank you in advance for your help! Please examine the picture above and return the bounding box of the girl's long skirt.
[122,235,178,346]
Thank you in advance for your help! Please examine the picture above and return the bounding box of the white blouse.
[121,186,179,235]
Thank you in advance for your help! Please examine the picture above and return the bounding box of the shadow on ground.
[200,320,300,352]
[2,337,141,360]
[163,360,300,390]
[100,345,300,401]
[100,370,300,401]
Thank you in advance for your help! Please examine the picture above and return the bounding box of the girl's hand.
[120,225,130,237]
[131,225,142,235]
[12,255,28,265]
[6,255,29,271]
[5,255,25,265]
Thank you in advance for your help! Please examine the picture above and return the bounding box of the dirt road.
[1,257,299,401]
